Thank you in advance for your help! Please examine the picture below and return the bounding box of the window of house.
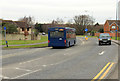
[112,26,116,29]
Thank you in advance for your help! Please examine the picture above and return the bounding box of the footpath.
[112,39,120,45]
[108,40,120,80]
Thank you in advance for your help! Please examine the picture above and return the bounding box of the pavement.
[1,37,119,80]
[107,39,120,80]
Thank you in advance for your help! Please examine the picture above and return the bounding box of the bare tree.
[56,18,64,24]
[74,15,94,26]
[19,16,35,26]
[73,15,95,35]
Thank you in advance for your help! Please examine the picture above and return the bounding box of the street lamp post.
[115,0,118,40]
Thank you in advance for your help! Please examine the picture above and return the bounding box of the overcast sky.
[0,0,118,24]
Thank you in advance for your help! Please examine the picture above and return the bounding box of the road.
[1,37,119,80]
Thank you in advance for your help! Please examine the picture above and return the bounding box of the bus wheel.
[74,40,76,45]
[69,42,70,47]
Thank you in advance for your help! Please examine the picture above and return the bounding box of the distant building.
[104,20,120,33]
[2,19,31,34]
[95,20,120,37]
[118,1,120,20]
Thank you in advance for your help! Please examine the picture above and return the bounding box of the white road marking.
[0,75,9,79]
[3,76,9,79]
[42,65,47,67]
[50,64,54,65]
[79,38,85,45]
[19,57,43,64]
[11,69,42,79]
[15,67,31,71]
[99,51,105,55]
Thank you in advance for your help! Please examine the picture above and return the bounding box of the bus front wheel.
[74,40,76,45]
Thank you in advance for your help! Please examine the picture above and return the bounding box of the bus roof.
[48,27,75,31]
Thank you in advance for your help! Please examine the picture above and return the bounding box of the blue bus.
[48,27,76,47]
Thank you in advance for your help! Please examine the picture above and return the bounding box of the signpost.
[85,28,88,40]
[85,28,88,32]
[4,27,8,47]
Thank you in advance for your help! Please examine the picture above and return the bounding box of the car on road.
[98,33,111,45]
[42,32,46,35]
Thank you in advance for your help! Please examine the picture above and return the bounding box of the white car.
[42,32,46,35]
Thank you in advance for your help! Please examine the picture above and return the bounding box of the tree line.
[2,15,104,35]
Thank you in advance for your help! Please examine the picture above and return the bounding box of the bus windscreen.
[50,31,64,38]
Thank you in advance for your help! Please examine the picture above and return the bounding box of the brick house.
[104,20,120,33]
[2,19,31,34]
[95,20,120,37]
[104,20,120,37]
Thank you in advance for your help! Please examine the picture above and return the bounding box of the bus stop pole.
[4,29,8,47]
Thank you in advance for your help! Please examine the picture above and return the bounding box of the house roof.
[2,20,15,24]
[2,19,31,28]
[14,21,28,28]
[107,20,120,26]
[87,25,104,31]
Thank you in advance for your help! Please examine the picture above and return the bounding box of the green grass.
[111,37,120,40]
[4,43,48,48]
[2,36,48,45]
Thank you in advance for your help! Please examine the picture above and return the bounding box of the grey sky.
[0,0,117,24]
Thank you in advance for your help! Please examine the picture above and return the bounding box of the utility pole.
[115,0,118,40]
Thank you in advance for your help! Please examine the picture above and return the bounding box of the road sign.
[85,28,88,32]
[4,27,6,30]
[115,30,117,32]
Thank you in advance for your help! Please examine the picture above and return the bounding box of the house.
[14,21,31,34]
[95,20,120,37]
[2,19,32,34]
[104,20,120,37]
[104,20,120,33]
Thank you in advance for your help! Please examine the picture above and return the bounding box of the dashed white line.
[15,67,31,71]
[42,65,47,67]
[19,57,43,64]
[50,64,54,65]
[0,75,10,79]
[11,69,42,79]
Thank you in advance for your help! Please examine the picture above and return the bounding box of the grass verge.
[111,37,120,40]
[2,36,48,45]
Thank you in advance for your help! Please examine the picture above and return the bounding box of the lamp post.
[115,0,118,40]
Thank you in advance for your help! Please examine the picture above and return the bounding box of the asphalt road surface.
[1,37,118,80]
